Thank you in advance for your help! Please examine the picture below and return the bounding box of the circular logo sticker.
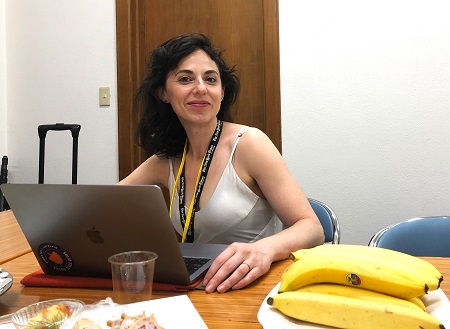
[38,243,74,273]
[345,273,362,285]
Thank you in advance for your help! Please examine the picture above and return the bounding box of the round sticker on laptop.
[38,243,74,273]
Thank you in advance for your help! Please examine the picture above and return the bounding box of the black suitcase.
[0,155,9,211]
[38,123,81,184]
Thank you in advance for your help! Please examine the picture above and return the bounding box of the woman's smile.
[187,100,211,108]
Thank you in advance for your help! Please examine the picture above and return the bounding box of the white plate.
[0,296,206,329]
[78,295,207,329]
[258,282,450,329]
[0,269,13,296]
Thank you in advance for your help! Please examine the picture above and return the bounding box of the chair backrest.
[308,198,340,244]
[368,216,450,257]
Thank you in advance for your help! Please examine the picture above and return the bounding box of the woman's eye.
[178,76,193,83]
[205,76,218,84]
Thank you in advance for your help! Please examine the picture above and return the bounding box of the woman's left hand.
[202,242,272,293]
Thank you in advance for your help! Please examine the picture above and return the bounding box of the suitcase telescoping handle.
[0,155,8,211]
[38,123,81,184]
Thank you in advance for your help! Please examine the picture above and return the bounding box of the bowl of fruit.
[11,299,85,329]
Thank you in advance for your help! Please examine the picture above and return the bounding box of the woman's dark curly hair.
[134,33,240,158]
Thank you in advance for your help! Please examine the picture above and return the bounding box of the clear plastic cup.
[108,251,158,304]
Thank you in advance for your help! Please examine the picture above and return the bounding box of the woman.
[119,33,325,293]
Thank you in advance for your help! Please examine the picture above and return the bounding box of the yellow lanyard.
[169,141,206,243]
[169,120,223,243]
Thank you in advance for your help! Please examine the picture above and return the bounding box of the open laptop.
[1,183,228,286]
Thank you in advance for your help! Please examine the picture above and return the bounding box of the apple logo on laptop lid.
[86,226,104,244]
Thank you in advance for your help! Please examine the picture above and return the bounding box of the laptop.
[1,183,228,286]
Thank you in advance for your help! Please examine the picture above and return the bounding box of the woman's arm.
[239,128,325,256]
[118,155,170,187]
[203,128,325,293]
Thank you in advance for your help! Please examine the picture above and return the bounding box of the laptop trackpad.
[179,243,228,283]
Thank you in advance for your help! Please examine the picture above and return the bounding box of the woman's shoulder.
[223,122,266,139]
[227,123,270,145]
[223,123,276,161]
[119,155,170,186]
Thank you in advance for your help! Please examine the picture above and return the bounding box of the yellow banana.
[295,283,426,312]
[279,251,429,298]
[290,244,442,290]
[290,244,442,279]
[267,290,444,329]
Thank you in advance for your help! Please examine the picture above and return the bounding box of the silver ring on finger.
[242,262,251,271]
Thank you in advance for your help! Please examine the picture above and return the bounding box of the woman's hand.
[202,242,273,293]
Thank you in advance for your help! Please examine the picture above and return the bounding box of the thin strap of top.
[229,126,251,162]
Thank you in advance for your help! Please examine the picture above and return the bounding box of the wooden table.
[1,253,286,328]
[1,210,450,328]
[0,210,31,264]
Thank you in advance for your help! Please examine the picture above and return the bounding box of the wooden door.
[116,0,280,180]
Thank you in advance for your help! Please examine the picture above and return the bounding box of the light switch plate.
[99,87,111,106]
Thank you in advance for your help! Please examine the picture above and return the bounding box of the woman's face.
[161,49,224,125]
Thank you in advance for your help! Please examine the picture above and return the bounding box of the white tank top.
[168,127,277,244]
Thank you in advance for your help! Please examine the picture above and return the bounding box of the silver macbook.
[1,183,227,286]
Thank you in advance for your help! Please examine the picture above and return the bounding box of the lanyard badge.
[169,120,223,242]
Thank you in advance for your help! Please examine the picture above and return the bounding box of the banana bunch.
[267,244,446,329]
[279,244,442,298]
[267,283,445,329]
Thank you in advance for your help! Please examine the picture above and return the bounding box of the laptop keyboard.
[183,256,210,276]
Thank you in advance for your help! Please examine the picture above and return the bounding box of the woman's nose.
[193,79,207,94]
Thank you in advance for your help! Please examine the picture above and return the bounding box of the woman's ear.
[158,88,169,103]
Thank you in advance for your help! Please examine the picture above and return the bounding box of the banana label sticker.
[38,243,74,273]
[345,273,362,285]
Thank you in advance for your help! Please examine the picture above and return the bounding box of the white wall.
[0,1,6,157]
[280,0,450,244]
[3,1,450,244]
[4,0,118,184]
